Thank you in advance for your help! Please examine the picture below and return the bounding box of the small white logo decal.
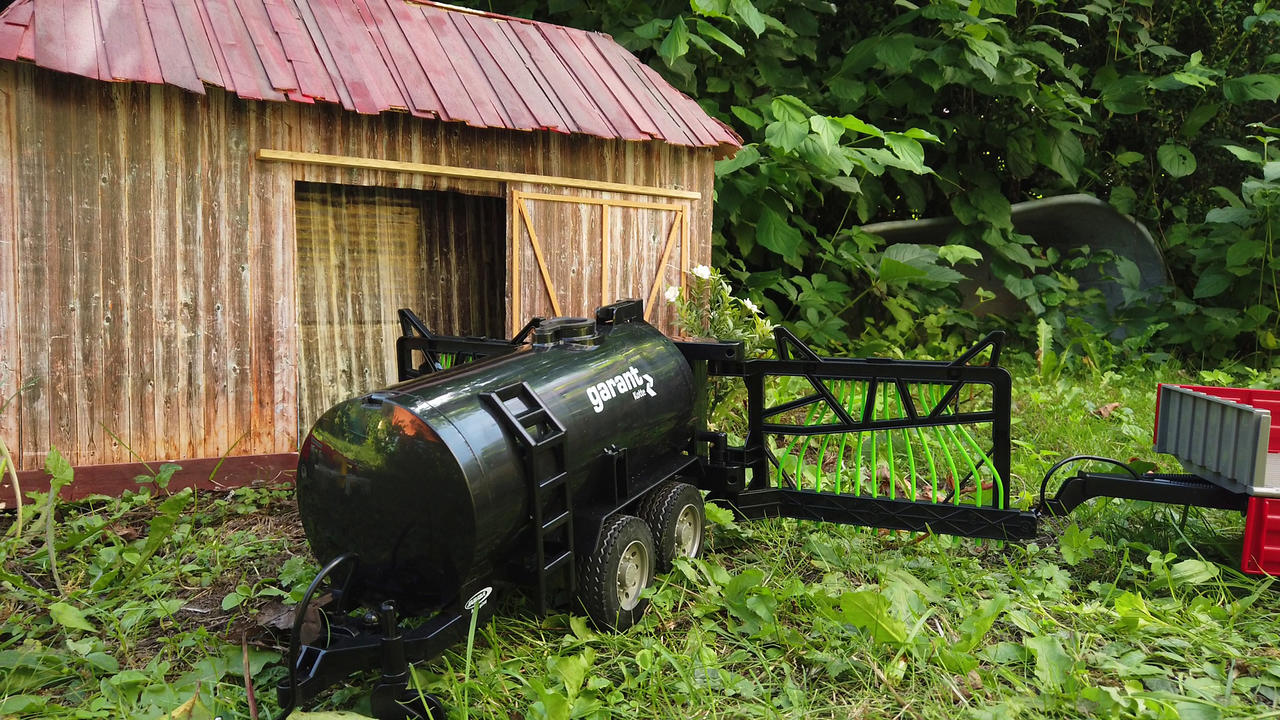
[587,366,657,413]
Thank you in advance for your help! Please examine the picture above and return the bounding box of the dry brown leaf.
[1093,402,1122,419]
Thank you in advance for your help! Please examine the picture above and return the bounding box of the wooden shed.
[0,0,740,502]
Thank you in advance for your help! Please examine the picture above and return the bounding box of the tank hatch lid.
[595,299,644,325]
[533,317,600,347]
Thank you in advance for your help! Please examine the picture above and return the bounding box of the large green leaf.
[764,120,808,152]
[1036,129,1084,184]
[1025,634,1074,690]
[875,35,918,71]
[715,145,760,176]
[827,590,908,645]
[1193,271,1231,299]
[1156,143,1196,178]
[878,257,927,284]
[730,0,767,37]
[755,207,804,260]
[658,16,690,66]
[692,19,745,56]
[1223,74,1280,102]
[49,602,96,633]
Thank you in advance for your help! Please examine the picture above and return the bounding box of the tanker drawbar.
[278,298,1266,720]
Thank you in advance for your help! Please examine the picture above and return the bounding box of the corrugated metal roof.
[0,0,741,154]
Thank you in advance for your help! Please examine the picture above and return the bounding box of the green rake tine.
[932,380,983,504]
[870,383,884,499]
[812,379,843,492]
[943,420,984,507]
[853,381,868,495]
[928,384,962,504]
[778,389,824,487]
[834,381,858,494]
[884,383,897,500]
[956,423,1004,509]
[913,384,939,501]
[895,387,917,500]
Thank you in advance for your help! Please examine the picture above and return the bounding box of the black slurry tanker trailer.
[279,299,1279,719]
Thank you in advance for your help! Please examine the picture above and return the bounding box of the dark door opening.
[295,182,505,432]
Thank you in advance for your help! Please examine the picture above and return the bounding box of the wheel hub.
[673,503,703,558]
[616,539,649,610]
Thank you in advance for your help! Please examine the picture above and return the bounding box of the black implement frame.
[680,328,1037,540]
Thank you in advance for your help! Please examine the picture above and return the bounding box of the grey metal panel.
[1155,385,1269,495]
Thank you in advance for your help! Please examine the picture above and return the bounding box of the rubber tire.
[638,481,706,572]
[577,514,655,631]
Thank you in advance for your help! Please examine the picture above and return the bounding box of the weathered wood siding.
[0,65,715,472]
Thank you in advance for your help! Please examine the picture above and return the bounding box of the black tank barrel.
[295,305,695,611]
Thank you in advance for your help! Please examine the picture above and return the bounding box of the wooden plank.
[60,0,100,78]
[40,73,77,466]
[262,0,339,102]
[5,453,298,506]
[223,95,254,458]
[256,149,701,199]
[149,85,179,460]
[32,0,69,74]
[204,89,231,459]
[386,0,478,123]
[544,25,649,140]
[510,188,520,336]
[517,200,561,316]
[271,126,298,453]
[600,203,609,306]
[142,0,205,94]
[15,67,48,471]
[425,9,506,127]
[454,14,537,130]
[231,0,298,93]
[644,218,682,317]
[76,78,107,464]
[245,103,273,453]
[515,191,686,211]
[0,64,20,466]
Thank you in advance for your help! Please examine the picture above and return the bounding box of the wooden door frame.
[509,189,690,336]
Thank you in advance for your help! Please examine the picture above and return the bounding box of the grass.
[2,359,1279,719]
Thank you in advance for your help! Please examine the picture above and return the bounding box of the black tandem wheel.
[577,514,656,630]
[639,481,706,571]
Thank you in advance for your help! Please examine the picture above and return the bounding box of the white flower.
[691,265,712,280]
[664,285,681,303]
[742,298,761,315]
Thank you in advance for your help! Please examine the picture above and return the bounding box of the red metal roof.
[0,0,741,154]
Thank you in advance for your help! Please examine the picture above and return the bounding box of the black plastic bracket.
[1039,472,1250,517]
[278,602,482,713]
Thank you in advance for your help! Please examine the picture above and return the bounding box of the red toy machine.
[1154,385,1280,575]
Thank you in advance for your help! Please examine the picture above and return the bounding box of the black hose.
[1038,454,1139,507]
[278,552,359,720]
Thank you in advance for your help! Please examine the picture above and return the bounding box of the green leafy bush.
[470,0,1279,368]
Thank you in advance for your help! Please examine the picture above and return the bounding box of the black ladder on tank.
[481,382,574,614]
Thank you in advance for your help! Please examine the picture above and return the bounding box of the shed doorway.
[294,182,505,433]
